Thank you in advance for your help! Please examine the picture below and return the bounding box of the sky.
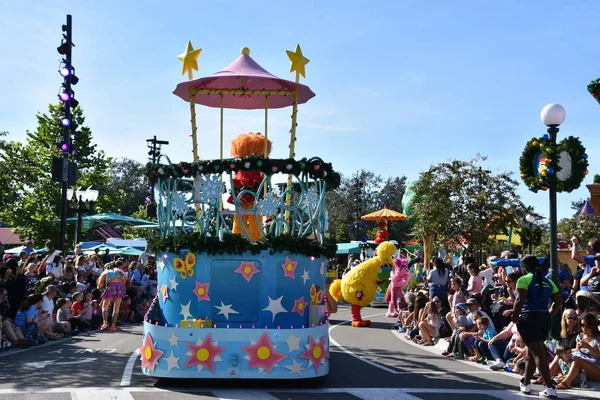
[1,0,600,222]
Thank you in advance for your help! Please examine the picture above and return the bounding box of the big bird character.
[227,132,272,241]
[385,257,411,317]
[329,242,396,327]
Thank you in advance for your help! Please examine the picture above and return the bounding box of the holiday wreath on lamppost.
[519,134,589,193]
[587,78,600,104]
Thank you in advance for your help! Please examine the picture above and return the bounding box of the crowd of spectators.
[395,237,600,394]
[0,241,156,351]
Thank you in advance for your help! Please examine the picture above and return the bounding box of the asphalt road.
[0,305,597,400]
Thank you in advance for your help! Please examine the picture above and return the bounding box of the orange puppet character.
[227,132,272,241]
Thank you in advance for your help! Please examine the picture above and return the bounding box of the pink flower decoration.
[292,296,308,316]
[280,256,297,279]
[234,261,260,282]
[139,333,164,372]
[194,281,210,302]
[299,336,327,373]
[183,334,226,373]
[241,332,287,373]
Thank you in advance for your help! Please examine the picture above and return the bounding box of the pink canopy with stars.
[173,48,315,110]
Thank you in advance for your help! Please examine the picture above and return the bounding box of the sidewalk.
[390,327,600,397]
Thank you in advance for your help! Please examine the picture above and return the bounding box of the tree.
[0,103,112,246]
[325,170,411,243]
[410,155,525,261]
[121,204,156,241]
[571,199,587,216]
[102,158,148,216]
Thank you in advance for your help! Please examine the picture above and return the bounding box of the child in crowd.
[55,298,79,335]
[474,317,497,363]
[443,303,470,358]
[446,277,467,330]
[397,291,416,333]
[467,263,483,298]
[71,292,91,332]
[119,297,133,324]
[552,344,574,384]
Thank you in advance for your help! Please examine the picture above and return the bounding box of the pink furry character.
[386,257,411,317]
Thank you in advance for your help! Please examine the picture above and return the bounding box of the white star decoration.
[180,301,193,320]
[262,295,287,322]
[164,351,180,375]
[169,277,179,291]
[285,333,301,352]
[320,261,326,277]
[157,257,166,272]
[301,269,310,284]
[167,331,179,348]
[215,301,239,320]
[283,358,306,376]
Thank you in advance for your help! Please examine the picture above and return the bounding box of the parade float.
[139,43,339,379]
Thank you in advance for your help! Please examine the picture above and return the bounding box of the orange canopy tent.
[361,207,408,221]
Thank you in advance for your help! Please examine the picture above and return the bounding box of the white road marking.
[0,387,591,400]
[120,349,140,386]
[23,357,97,369]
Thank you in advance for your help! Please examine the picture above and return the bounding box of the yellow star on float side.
[286,44,310,78]
[178,41,202,76]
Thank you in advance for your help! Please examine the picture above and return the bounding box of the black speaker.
[68,160,77,186]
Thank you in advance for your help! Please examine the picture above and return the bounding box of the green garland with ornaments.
[149,232,338,259]
[588,78,600,104]
[145,156,341,189]
[519,135,589,193]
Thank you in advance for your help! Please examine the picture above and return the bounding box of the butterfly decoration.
[173,252,196,280]
[309,284,324,305]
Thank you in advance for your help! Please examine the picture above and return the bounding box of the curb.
[0,336,75,359]
[389,327,600,396]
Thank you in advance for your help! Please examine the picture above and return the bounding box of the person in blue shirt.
[571,236,599,291]
[512,255,563,398]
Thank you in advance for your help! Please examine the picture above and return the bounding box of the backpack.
[439,316,452,338]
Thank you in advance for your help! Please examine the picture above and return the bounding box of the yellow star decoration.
[178,41,202,77]
[286,44,310,79]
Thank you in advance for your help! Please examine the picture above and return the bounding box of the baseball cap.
[466,298,478,305]
[2,254,10,261]
[455,303,468,315]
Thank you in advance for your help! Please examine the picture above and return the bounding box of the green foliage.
[121,204,156,241]
[557,214,600,246]
[325,170,411,243]
[149,232,337,259]
[594,174,600,184]
[102,158,148,216]
[410,155,525,256]
[0,103,111,246]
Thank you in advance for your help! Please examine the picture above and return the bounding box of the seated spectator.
[417,300,443,346]
[548,309,580,377]
[557,313,600,389]
[14,294,58,342]
[467,263,483,299]
[474,316,497,363]
[81,292,100,330]
[55,298,78,334]
[442,303,469,358]
[486,320,519,370]
[0,288,25,345]
[71,292,91,332]
[446,277,467,330]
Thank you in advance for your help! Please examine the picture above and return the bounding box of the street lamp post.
[67,186,99,247]
[540,103,566,339]
[354,177,363,241]
[525,214,536,254]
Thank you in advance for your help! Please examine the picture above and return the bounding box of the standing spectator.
[22,240,35,256]
[512,255,562,397]
[138,247,152,266]
[428,258,450,310]
[102,249,112,265]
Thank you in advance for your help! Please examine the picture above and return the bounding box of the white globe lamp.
[540,104,566,126]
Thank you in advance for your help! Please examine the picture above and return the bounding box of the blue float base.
[141,322,330,379]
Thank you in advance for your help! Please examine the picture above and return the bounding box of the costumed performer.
[374,221,388,243]
[329,242,396,327]
[386,257,410,317]
[227,132,272,241]
[96,262,128,332]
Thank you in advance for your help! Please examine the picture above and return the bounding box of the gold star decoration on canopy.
[286,44,310,80]
[178,41,202,78]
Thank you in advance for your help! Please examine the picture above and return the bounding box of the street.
[0,305,597,400]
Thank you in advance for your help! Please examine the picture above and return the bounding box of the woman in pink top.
[486,321,520,370]
[467,263,483,296]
